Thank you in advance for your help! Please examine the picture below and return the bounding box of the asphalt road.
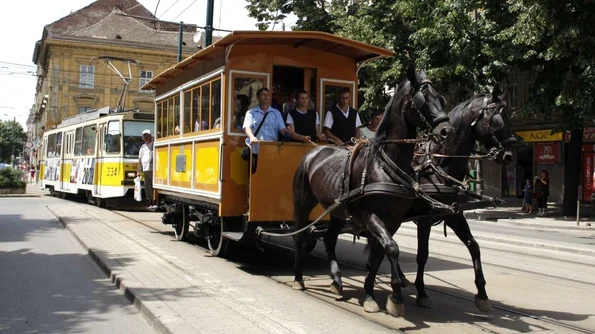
[114,209,595,333]
[0,197,153,334]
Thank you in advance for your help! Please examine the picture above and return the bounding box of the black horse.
[292,67,454,317]
[361,85,516,314]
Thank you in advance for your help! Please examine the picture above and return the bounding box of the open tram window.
[173,95,180,135]
[46,133,57,158]
[201,84,210,131]
[123,121,150,157]
[156,101,164,139]
[192,87,200,132]
[55,132,63,157]
[322,81,356,122]
[105,121,121,154]
[211,79,221,129]
[272,65,306,119]
[74,127,83,156]
[230,74,267,133]
[82,125,96,155]
[183,90,192,134]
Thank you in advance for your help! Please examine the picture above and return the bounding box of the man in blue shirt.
[243,87,291,173]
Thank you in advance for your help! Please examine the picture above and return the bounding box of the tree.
[0,120,27,164]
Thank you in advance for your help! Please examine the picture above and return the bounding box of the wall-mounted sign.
[516,129,563,143]
[535,142,560,163]
[565,127,595,143]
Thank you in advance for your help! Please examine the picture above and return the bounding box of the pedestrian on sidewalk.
[137,129,157,211]
[534,170,550,216]
[29,166,36,185]
[522,178,533,213]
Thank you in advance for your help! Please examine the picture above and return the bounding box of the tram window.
[105,121,121,153]
[323,83,355,121]
[231,76,265,133]
[74,128,83,156]
[173,95,180,135]
[183,91,192,134]
[211,79,221,129]
[201,84,210,130]
[55,132,63,156]
[166,99,173,136]
[46,134,57,158]
[123,121,150,157]
[192,87,200,131]
[82,125,96,155]
[156,102,163,139]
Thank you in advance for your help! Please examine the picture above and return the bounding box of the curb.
[495,218,594,231]
[0,194,42,198]
[46,205,191,334]
[398,223,595,257]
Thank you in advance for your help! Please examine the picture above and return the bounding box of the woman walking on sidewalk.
[534,170,550,216]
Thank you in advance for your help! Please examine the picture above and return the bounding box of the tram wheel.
[95,198,105,208]
[173,205,189,241]
[207,218,229,257]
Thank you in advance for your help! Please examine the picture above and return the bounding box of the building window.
[80,65,95,88]
[139,71,153,92]
[79,107,92,114]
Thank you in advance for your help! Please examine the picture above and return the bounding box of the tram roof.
[143,31,395,89]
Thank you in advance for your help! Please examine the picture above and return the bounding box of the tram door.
[272,65,317,120]
[94,123,105,196]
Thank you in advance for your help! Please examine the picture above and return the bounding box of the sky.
[0,0,295,129]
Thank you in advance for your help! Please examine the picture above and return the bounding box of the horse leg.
[292,167,318,291]
[365,213,405,317]
[446,214,492,312]
[414,221,433,308]
[324,216,344,295]
[363,237,384,313]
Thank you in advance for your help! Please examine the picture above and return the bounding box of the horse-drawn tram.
[143,31,397,255]
[40,107,154,206]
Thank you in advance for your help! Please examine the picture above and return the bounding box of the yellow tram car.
[40,107,154,206]
[143,31,394,256]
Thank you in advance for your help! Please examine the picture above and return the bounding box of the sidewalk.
[463,201,595,231]
[46,203,394,334]
[0,184,49,198]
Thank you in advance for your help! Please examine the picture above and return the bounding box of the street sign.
[24,141,33,149]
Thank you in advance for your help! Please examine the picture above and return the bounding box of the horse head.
[378,65,454,142]
[469,84,516,165]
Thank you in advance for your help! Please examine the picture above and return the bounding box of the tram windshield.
[123,121,153,158]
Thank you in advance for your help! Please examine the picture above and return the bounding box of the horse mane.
[372,78,413,146]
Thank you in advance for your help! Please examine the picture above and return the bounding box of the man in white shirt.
[286,90,326,143]
[323,87,362,144]
[359,109,383,139]
[137,129,156,210]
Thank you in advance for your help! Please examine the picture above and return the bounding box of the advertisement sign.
[516,129,563,143]
[565,127,595,143]
[534,142,560,163]
[584,144,595,201]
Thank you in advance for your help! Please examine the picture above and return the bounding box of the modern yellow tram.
[40,107,154,206]
[143,31,394,256]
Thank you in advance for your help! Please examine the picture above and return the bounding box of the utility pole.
[11,117,15,167]
[205,0,214,46]
[177,22,184,62]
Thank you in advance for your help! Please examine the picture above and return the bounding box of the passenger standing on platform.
[322,87,362,144]
[243,87,292,173]
[359,109,383,140]
[286,90,326,143]
[137,129,156,211]
[534,170,550,216]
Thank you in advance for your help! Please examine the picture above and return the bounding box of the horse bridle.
[470,96,515,160]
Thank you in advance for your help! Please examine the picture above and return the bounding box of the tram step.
[222,231,244,242]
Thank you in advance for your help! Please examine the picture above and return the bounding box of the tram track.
[110,208,595,334]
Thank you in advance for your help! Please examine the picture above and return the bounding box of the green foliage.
[0,120,27,163]
[0,167,26,189]
[245,0,595,130]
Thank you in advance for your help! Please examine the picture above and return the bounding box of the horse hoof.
[292,280,305,290]
[475,296,492,313]
[416,296,433,309]
[386,296,405,317]
[363,299,380,313]
[400,277,411,288]
[330,281,343,296]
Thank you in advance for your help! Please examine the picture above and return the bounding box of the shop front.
[482,129,564,203]
[566,128,595,202]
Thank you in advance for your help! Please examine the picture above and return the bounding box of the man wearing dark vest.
[323,87,362,144]
[286,90,326,143]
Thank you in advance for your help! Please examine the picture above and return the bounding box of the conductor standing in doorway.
[137,129,156,211]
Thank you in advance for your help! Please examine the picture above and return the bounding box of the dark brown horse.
[292,67,454,317]
[361,85,516,314]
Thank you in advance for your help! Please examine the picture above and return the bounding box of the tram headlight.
[126,172,136,178]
